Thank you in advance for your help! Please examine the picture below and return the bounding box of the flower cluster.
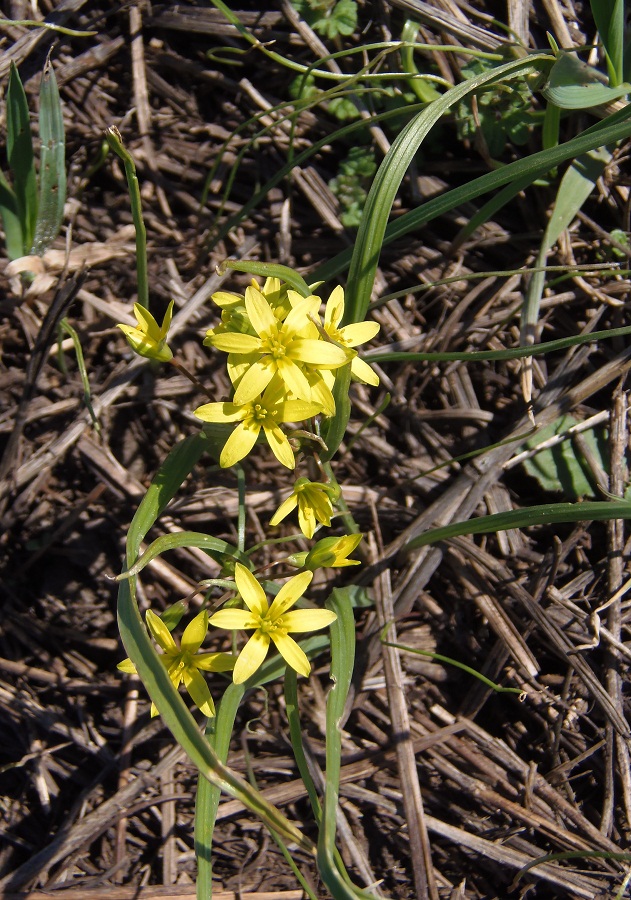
[193,278,380,471]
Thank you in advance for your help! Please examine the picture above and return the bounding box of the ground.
[1,1,631,899]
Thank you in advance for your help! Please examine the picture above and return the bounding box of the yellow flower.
[194,382,323,469]
[117,301,174,362]
[117,609,235,717]
[205,284,352,405]
[304,534,363,569]
[209,564,337,683]
[270,477,339,539]
[323,286,380,386]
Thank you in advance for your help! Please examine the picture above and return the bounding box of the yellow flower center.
[259,615,285,636]
[261,334,288,359]
[251,403,269,422]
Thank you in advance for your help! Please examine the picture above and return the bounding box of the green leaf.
[0,169,24,260]
[402,500,631,553]
[542,51,630,108]
[31,57,66,255]
[7,62,37,254]
[522,416,609,499]
[117,531,251,579]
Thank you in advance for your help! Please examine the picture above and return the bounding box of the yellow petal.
[297,502,316,539]
[291,339,351,368]
[219,421,260,467]
[233,631,270,683]
[117,658,137,674]
[235,563,268,617]
[269,493,299,527]
[324,286,345,330]
[233,358,275,405]
[181,610,209,653]
[194,401,248,424]
[209,609,259,629]
[195,652,236,672]
[270,632,311,677]
[183,668,215,718]
[269,570,313,618]
[281,608,338,632]
[263,423,295,469]
[245,284,277,336]
[132,303,161,340]
[209,332,261,354]
[146,609,178,653]
[350,355,380,386]
[339,320,380,347]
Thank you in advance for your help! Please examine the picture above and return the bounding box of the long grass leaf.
[7,62,36,254]
[402,500,631,553]
[117,531,250,578]
[32,57,66,256]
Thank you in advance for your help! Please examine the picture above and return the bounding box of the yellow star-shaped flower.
[205,284,352,405]
[194,382,323,469]
[209,564,337,684]
[117,609,235,717]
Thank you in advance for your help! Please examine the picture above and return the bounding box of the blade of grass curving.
[342,51,554,326]
[313,103,631,301]
[367,321,631,364]
[57,318,100,433]
[7,62,37,255]
[0,171,25,261]
[541,51,629,107]
[32,56,66,256]
[402,499,631,553]
[105,126,148,309]
[118,433,315,853]
[195,681,245,900]
[317,587,373,899]
[117,531,250,579]
[221,259,312,297]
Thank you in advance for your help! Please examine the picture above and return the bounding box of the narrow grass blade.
[117,531,250,579]
[195,681,245,900]
[542,51,629,107]
[105,126,148,309]
[317,587,372,899]
[590,0,625,86]
[7,62,36,254]
[221,259,312,297]
[320,362,351,461]
[285,668,322,819]
[402,499,631,553]
[57,318,100,433]
[0,170,24,261]
[32,56,66,256]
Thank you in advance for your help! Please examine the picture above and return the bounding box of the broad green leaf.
[7,62,37,254]
[31,57,66,255]
[522,416,609,499]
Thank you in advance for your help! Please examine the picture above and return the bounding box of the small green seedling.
[290,0,358,40]
[0,58,66,261]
